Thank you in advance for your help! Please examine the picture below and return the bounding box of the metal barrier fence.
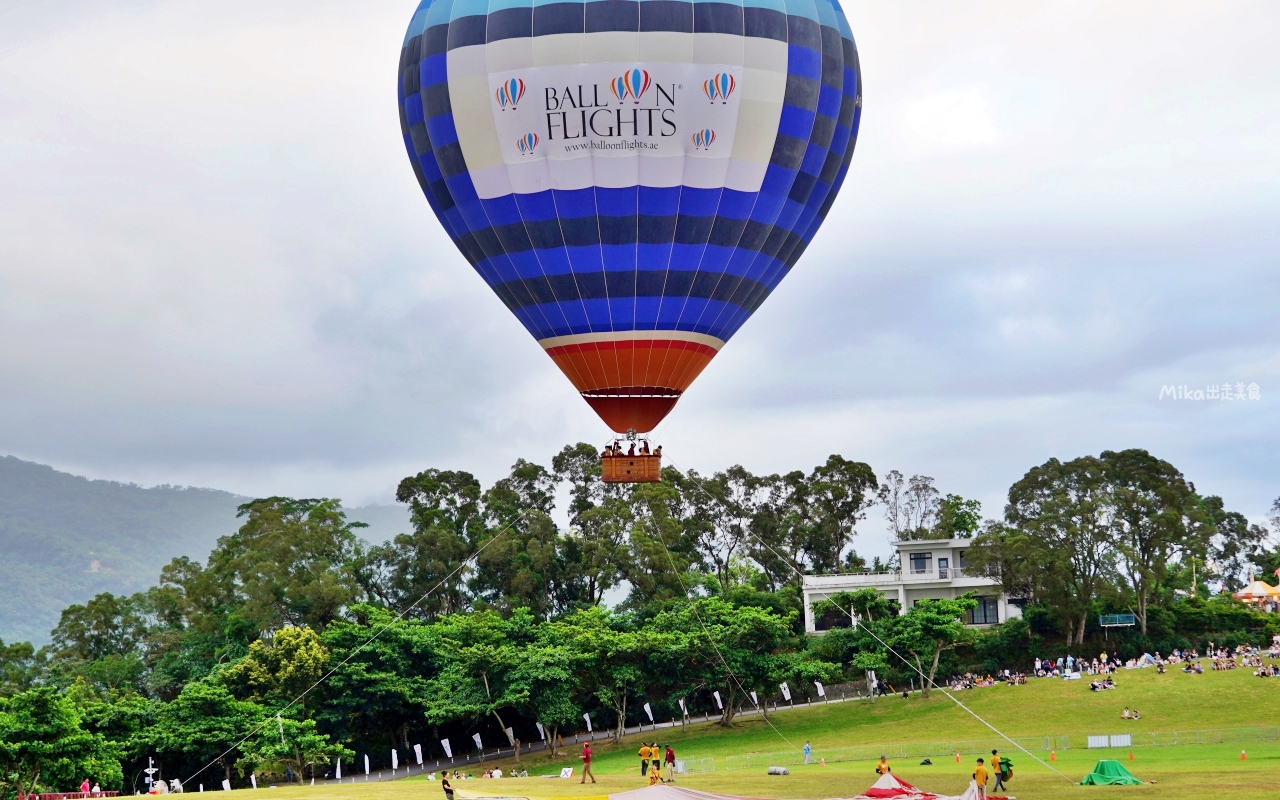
[1122,727,1280,747]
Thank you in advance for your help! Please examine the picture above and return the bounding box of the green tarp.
[1080,760,1144,786]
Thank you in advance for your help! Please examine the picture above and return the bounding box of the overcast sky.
[1,1,1277,561]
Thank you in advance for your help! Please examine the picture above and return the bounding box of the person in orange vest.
[639,743,651,776]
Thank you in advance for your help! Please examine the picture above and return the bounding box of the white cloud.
[0,0,1277,523]
[901,90,998,155]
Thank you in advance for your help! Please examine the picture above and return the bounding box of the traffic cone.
[1241,750,1247,761]
[1050,751,1056,762]
[1128,751,1134,761]
[955,752,961,763]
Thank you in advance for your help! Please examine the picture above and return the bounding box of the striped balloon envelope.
[398,0,862,433]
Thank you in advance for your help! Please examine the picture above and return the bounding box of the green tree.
[1001,456,1116,644]
[364,470,483,619]
[0,686,122,796]
[935,495,983,539]
[140,680,264,786]
[238,715,350,784]
[1100,449,1200,635]
[1201,495,1271,591]
[0,641,45,698]
[222,627,329,713]
[886,596,978,697]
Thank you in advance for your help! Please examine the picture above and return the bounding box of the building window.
[814,608,852,631]
[967,596,999,625]
[958,550,968,569]
[909,553,933,574]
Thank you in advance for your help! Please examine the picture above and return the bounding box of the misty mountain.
[0,456,409,645]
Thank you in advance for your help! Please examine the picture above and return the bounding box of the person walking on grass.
[973,758,989,799]
[991,750,1006,792]
[665,745,676,782]
[803,741,813,764]
[581,743,596,784]
[441,773,455,800]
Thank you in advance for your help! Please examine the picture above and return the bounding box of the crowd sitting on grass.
[946,671,1026,690]
[1089,677,1117,691]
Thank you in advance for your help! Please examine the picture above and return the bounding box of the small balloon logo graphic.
[623,68,651,104]
[692,129,716,150]
[517,132,539,155]
[495,78,526,110]
[609,75,629,104]
[702,72,735,104]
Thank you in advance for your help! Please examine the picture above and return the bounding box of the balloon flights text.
[489,64,742,160]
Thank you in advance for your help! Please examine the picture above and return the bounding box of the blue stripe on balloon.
[424,113,459,148]
[786,43,822,81]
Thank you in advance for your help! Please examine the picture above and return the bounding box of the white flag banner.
[276,714,285,743]
[643,702,654,722]
[250,774,257,790]
[535,722,546,741]
[364,754,370,775]
[414,744,423,765]
[814,681,826,697]
[678,698,687,716]
[472,733,483,750]
[750,690,758,706]
[780,682,792,701]
[221,781,231,792]
[713,690,723,710]
[441,739,453,758]
[583,712,593,732]
[392,749,399,770]
[336,759,342,780]
[505,727,515,746]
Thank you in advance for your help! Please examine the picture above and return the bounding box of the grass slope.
[251,664,1278,800]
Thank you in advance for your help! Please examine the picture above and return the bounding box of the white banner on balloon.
[441,739,453,759]
[535,722,546,741]
[414,744,423,765]
[642,702,654,723]
[713,691,723,710]
[780,682,792,701]
[487,64,743,166]
[814,681,826,697]
[583,713,593,733]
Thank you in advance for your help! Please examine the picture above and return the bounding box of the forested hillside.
[0,456,408,644]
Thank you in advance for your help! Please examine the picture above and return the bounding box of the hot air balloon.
[398,0,862,475]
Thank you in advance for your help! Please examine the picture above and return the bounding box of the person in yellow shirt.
[973,758,989,799]
[875,756,891,775]
[647,763,662,786]
[639,744,651,776]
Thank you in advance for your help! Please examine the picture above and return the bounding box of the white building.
[803,537,1022,633]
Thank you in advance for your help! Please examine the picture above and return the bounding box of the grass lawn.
[248,664,1280,800]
